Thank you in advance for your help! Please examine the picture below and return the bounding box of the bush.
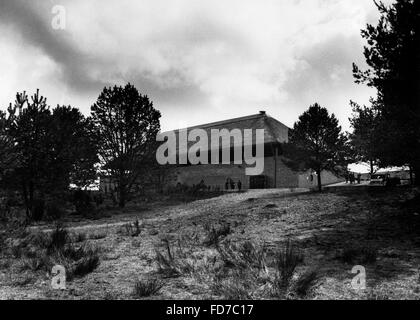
[31,199,45,221]
[132,278,162,298]
[93,193,104,206]
[73,190,95,216]
[45,201,65,220]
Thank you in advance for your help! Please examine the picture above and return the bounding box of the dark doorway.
[250,175,268,189]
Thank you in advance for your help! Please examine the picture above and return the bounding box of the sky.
[0,0,392,132]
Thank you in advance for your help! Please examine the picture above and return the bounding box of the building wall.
[264,156,299,188]
[166,156,343,190]
[297,170,344,188]
[166,156,300,190]
[167,164,249,189]
[100,160,344,193]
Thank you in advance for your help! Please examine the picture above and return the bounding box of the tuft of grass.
[203,222,231,247]
[211,272,254,300]
[154,238,194,277]
[367,289,390,300]
[13,273,36,287]
[11,226,101,281]
[264,203,278,209]
[72,232,87,243]
[272,240,303,297]
[47,225,69,254]
[293,269,320,298]
[88,232,107,240]
[11,245,23,258]
[132,278,163,298]
[211,241,271,299]
[19,254,50,272]
[120,219,142,237]
[0,259,11,270]
[217,241,268,276]
[70,248,100,278]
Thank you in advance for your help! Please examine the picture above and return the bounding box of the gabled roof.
[161,111,290,150]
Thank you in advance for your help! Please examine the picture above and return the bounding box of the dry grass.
[1,187,419,299]
[132,278,163,298]
[202,221,231,247]
[154,238,195,277]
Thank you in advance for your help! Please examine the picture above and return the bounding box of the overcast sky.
[0,0,392,131]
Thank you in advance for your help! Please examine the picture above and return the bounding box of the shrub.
[93,193,104,206]
[73,190,95,216]
[132,278,163,298]
[31,199,45,221]
[45,201,65,220]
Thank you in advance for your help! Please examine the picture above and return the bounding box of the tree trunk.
[22,180,30,218]
[370,160,374,175]
[29,181,34,218]
[316,169,322,192]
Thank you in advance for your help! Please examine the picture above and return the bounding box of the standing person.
[345,171,349,184]
[230,179,235,190]
[225,178,230,190]
[349,173,355,184]
[237,180,242,191]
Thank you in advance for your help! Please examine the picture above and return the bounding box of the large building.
[160,111,343,190]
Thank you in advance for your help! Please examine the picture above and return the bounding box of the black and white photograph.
[0,0,419,307]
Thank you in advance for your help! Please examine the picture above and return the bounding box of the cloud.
[0,0,108,93]
[0,0,385,131]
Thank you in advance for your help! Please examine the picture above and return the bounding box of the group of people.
[345,172,362,184]
[225,178,242,191]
